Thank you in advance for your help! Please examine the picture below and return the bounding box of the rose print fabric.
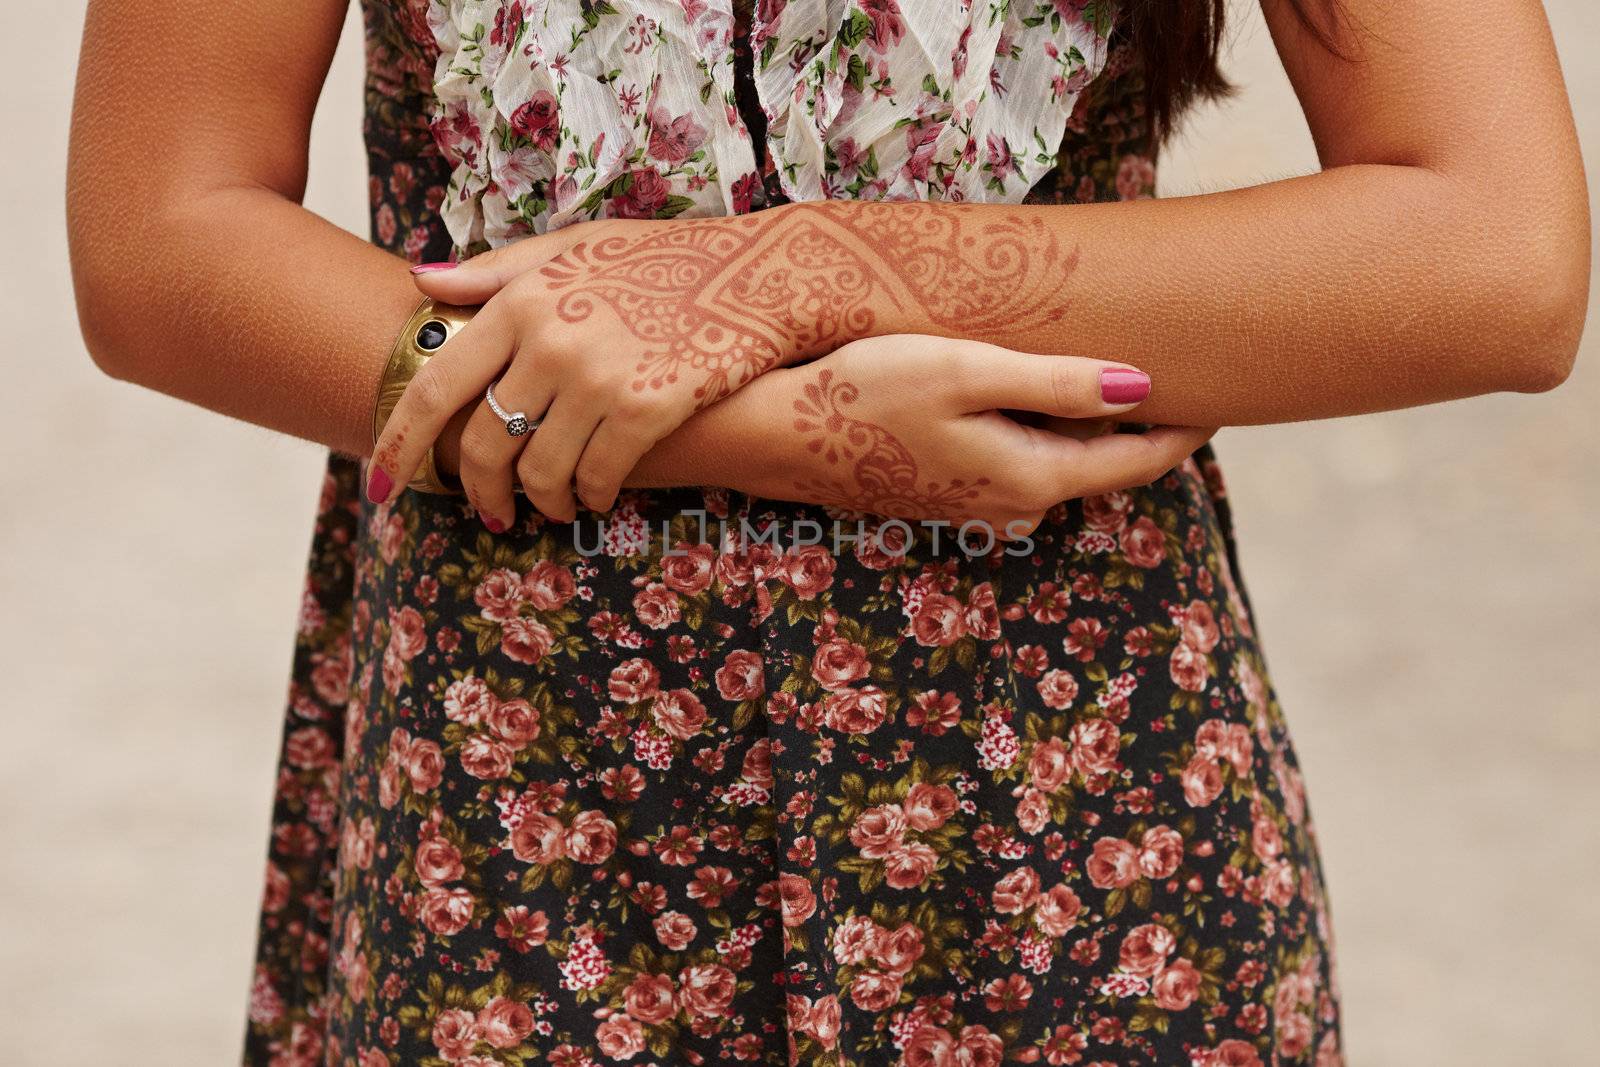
[428,0,1115,253]
[242,3,1343,1066]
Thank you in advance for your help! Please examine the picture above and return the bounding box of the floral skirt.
[243,443,1343,1067]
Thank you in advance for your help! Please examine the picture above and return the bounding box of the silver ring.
[485,381,535,438]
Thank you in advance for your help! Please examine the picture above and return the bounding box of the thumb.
[409,225,591,303]
[959,345,1152,419]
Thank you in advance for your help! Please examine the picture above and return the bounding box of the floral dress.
[243,3,1343,1066]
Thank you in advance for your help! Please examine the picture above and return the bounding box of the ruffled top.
[425,0,1116,253]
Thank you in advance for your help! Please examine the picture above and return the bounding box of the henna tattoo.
[534,201,1076,411]
[725,216,885,353]
[791,369,987,519]
[817,202,1080,336]
[373,423,409,475]
[538,217,884,408]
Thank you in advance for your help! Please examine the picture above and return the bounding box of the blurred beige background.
[2,2,1596,1064]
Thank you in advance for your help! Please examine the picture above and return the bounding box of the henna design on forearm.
[791,369,986,518]
[817,202,1079,336]
[535,201,1075,411]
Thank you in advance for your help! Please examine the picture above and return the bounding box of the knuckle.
[1050,362,1079,414]
[574,445,623,479]
[408,362,457,418]
[519,472,558,497]
[465,418,502,453]
[470,410,518,451]
[937,344,978,391]
[498,274,539,311]
[572,468,608,494]
[574,472,618,505]
[457,434,502,475]
[522,313,576,354]
[608,393,670,431]
[1144,453,1180,485]
[517,456,564,493]
[1134,443,1180,485]
[572,362,622,399]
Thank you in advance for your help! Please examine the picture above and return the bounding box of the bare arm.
[408,0,1589,484]
[63,0,820,488]
[967,0,1590,422]
[68,0,1169,519]
[901,0,1598,417]
[74,0,1588,522]
[67,0,428,458]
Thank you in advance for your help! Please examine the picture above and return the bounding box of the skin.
[676,339,1216,533]
[68,0,1589,530]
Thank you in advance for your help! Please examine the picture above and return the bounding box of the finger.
[517,393,601,524]
[948,344,1154,419]
[368,302,516,505]
[458,368,556,534]
[410,226,595,305]
[1047,425,1217,500]
[573,417,658,514]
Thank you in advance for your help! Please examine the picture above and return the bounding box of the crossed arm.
[68,0,1588,520]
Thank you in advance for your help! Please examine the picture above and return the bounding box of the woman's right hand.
[642,334,1216,535]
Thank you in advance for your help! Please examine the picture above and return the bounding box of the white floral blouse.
[426,0,1115,252]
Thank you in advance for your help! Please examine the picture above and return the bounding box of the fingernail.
[366,466,393,503]
[1100,368,1151,405]
[410,261,457,274]
[479,511,505,534]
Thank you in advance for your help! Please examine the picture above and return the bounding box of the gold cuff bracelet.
[372,296,478,495]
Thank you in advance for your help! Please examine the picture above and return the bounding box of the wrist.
[625,366,797,492]
[769,201,915,358]
[709,366,804,494]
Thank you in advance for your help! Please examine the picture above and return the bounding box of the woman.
[67,0,1586,1064]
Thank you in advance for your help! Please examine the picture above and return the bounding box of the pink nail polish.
[366,466,393,503]
[410,261,457,274]
[480,512,505,534]
[1100,368,1151,405]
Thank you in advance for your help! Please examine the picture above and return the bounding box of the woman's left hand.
[369,212,814,524]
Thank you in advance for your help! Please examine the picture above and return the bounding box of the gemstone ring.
[485,381,535,438]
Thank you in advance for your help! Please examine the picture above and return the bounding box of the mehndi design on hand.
[791,368,988,519]
[536,203,1078,413]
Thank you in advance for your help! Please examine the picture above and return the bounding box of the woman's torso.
[241,5,1343,1065]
